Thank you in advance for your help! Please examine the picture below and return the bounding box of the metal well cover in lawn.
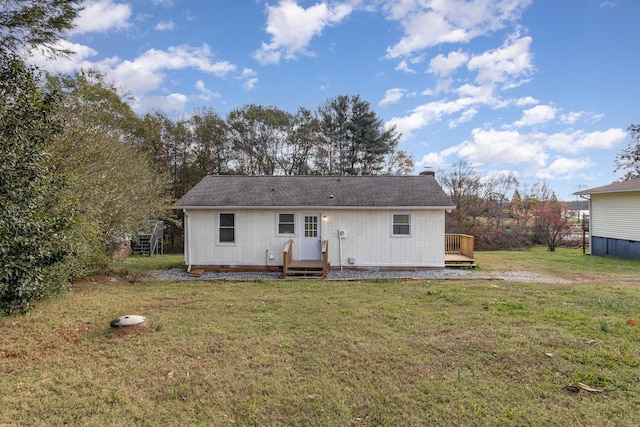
[110,315,147,327]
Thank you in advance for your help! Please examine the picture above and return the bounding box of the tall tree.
[0,58,73,314]
[227,104,292,175]
[316,95,400,175]
[0,0,82,58]
[614,124,640,181]
[46,71,172,266]
[535,194,571,251]
[437,161,482,231]
[285,107,318,175]
[191,107,230,177]
[385,150,415,175]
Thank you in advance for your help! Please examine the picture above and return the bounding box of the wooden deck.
[444,254,476,267]
[445,234,476,268]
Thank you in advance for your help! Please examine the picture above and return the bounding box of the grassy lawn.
[1,249,639,426]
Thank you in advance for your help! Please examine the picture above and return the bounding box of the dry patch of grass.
[1,258,640,425]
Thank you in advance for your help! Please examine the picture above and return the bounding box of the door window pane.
[304,215,318,238]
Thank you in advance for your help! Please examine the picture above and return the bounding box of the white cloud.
[448,108,477,128]
[135,93,189,113]
[418,152,447,168]
[467,34,534,86]
[35,42,240,113]
[560,111,582,125]
[417,145,466,169]
[71,0,132,34]
[28,40,98,72]
[428,50,469,77]
[155,21,176,31]
[458,128,548,168]
[387,97,478,139]
[253,0,353,65]
[388,84,499,138]
[560,111,604,125]
[600,1,616,8]
[239,68,258,90]
[544,128,626,153]
[379,88,406,107]
[433,127,626,178]
[513,104,557,127]
[536,157,595,180]
[515,96,538,106]
[395,59,416,73]
[195,80,221,101]
[151,0,176,6]
[385,0,532,58]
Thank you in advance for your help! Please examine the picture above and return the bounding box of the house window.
[277,213,295,235]
[392,213,411,236]
[219,213,235,243]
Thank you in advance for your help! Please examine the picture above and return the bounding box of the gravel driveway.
[144,268,571,284]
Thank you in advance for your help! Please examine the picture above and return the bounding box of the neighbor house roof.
[574,177,640,195]
[177,175,455,209]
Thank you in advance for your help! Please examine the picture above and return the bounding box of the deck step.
[284,260,326,279]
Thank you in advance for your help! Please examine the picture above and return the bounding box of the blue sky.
[32,0,640,199]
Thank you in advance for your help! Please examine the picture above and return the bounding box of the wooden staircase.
[131,220,164,256]
[282,239,329,279]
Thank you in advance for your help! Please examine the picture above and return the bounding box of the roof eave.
[178,205,456,210]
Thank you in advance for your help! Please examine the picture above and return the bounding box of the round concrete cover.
[110,315,147,327]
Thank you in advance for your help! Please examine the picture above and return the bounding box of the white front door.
[299,213,321,260]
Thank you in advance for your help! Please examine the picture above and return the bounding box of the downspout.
[338,229,343,271]
[183,209,192,272]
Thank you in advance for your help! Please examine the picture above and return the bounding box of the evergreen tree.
[316,95,400,175]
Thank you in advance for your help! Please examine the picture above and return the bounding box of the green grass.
[1,250,640,426]
[108,253,185,275]
[476,246,640,280]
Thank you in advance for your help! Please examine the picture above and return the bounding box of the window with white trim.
[277,213,295,235]
[219,213,235,243]
[392,213,411,236]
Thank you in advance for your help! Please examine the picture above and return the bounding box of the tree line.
[438,161,573,252]
[138,96,411,198]
[3,1,639,314]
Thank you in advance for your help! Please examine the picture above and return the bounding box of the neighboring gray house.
[177,174,456,275]
[574,177,640,260]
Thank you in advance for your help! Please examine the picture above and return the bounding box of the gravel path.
[144,268,571,284]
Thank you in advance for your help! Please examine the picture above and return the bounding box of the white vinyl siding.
[591,192,640,241]
[185,208,446,268]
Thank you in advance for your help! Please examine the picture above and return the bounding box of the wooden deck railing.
[321,240,329,279]
[445,234,475,259]
[283,239,293,277]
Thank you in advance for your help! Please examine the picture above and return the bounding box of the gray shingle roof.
[177,175,455,209]
[574,177,640,195]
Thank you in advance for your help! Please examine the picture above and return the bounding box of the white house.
[177,174,456,275]
[574,177,640,260]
